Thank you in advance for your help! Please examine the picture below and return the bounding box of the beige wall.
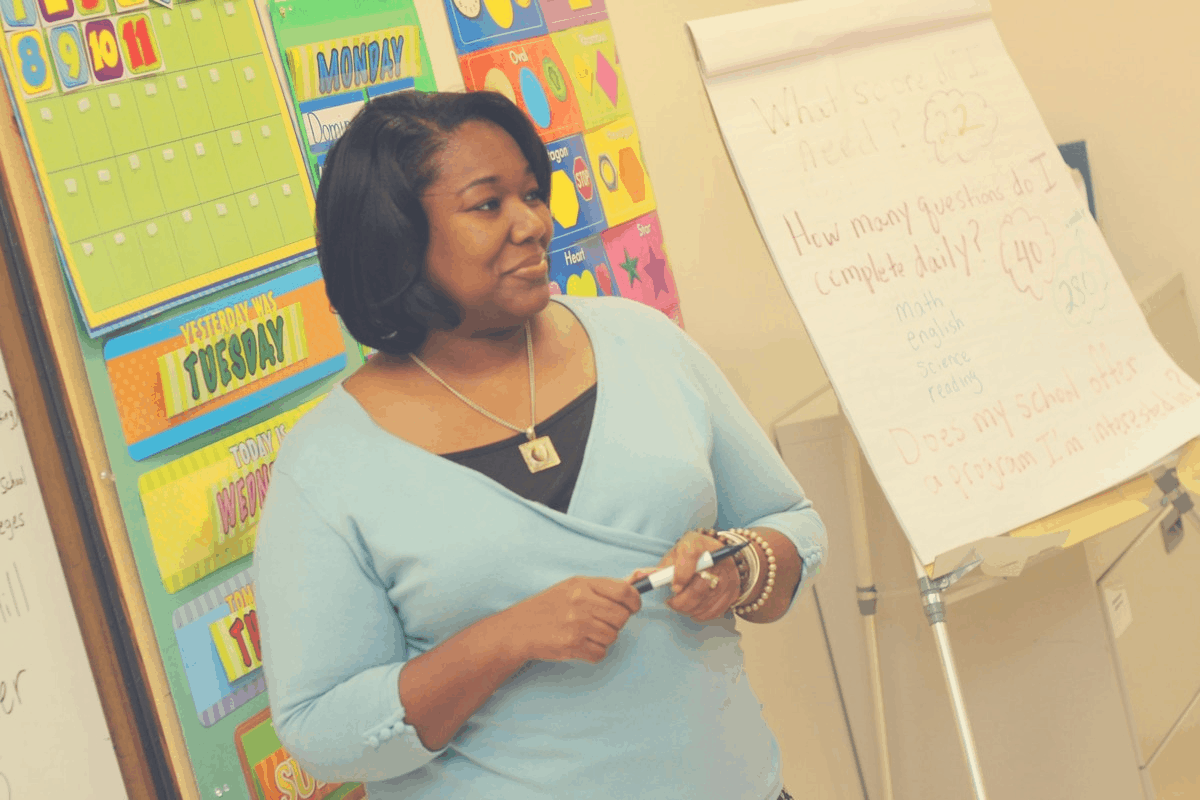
[992,1,1200,321]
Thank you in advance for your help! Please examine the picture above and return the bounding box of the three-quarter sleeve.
[670,318,827,608]
[253,471,445,782]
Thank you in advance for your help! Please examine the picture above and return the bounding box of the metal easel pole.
[912,551,990,800]
[841,423,895,800]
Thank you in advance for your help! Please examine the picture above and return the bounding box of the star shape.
[644,246,669,298]
[618,248,640,285]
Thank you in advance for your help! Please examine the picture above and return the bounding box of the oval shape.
[519,67,551,129]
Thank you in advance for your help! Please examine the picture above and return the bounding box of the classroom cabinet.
[1096,502,1200,768]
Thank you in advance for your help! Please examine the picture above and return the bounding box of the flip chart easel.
[834,407,1197,800]
[687,0,1200,796]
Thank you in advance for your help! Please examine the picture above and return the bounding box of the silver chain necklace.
[410,321,561,473]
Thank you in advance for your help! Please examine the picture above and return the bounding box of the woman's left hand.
[629,530,741,622]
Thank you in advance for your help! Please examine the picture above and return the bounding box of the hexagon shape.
[549,169,580,228]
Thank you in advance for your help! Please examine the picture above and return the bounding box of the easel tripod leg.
[842,425,895,800]
[913,552,990,800]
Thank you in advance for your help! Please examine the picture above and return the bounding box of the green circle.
[543,58,568,103]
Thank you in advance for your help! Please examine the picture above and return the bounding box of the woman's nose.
[510,197,549,243]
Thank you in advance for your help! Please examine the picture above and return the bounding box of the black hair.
[314,91,552,356]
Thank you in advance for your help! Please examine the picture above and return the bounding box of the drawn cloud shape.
[1054,232,1110,325]
[924,90,998,163]
[999,208,1056,300]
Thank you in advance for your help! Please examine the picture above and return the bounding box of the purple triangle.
[596,51,619,108]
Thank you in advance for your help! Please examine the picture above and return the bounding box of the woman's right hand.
[502,577,642,664]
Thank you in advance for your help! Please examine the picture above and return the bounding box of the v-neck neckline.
[336,296,608,521]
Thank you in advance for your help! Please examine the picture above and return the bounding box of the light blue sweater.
[253,296,827,799]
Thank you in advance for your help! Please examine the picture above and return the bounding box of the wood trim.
[0,80,196,800]
[0,240,160,800]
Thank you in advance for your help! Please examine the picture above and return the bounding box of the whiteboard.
[689,0,1200,562]
[0,344,128,800]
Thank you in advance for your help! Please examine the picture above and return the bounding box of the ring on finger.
[700,570,719,590]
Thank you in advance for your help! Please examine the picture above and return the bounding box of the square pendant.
[519,435,561,473]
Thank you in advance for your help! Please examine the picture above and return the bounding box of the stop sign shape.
[573,156,593,202]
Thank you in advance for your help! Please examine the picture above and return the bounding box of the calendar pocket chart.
[1,0,317,337]
[103,264,345,461]
[459,34,579,144]
[442,0,547,55]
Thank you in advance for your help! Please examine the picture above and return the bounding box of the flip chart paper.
[689,0,1200,562]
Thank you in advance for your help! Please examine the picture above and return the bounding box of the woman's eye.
[525,189,545,203]
[474,199,499,211]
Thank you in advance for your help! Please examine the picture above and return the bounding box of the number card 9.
[8,29,56,97]
[47,23,88,90]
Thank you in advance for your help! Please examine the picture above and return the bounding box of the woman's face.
[421,119,553,330]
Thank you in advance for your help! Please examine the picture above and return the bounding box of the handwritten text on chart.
[0,389,17,431]
[0,564,29,625]
[778,151,1063,301]
[886,340,1200,499]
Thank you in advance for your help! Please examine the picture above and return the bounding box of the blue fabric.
[253,296,827,799]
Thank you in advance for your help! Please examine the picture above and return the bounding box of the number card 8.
[8,29,56,97]
[47,23,89,90]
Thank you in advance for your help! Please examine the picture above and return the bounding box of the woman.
[254,90,826,800]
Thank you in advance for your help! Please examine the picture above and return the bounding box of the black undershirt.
[441,384,597,513]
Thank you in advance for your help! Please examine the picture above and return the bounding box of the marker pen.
[632,542,750,594]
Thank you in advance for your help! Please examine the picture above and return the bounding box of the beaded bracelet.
[725,528,776,615]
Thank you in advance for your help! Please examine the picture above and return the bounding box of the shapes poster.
[583,116,655,227]
[274,0,438,187]
[545,133,606,244]
[1,0,318,336]
[537,0,607,33]
[459,35,580,144]
[442,0,548,55]
[548,233,614,298]
[172,567,267,726]
[549,20,629,131]
[602,211,682,325]
[104,264,345,460]
[138,397,324,593]
[235,708,365,800]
